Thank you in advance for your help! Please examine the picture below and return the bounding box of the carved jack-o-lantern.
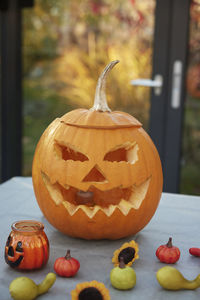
[5,220,49,270]
[32,61,163,240]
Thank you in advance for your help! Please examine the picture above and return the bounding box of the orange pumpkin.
[32,61,163,240]
[5,220,49,270]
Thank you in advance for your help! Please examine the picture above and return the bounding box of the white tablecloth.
[0,177,200,299]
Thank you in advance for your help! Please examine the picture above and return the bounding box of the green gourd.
[9,273,56,300]
[110,257,136,290]
[156,266,200,290]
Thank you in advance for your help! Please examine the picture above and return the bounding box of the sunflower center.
[118,246,135,264]
[78,287,103,300]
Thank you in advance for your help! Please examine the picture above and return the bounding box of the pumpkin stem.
[119,257,126,269]
[90,60,120,112]
[65,249,71,260]
[166,237,173,248]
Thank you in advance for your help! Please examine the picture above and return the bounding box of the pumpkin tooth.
[100,205,116,217]
[117,199,133,216]
[80,205,101,218]
[62,201,79,215]
[129,177,151,209]
[42,172,63,205]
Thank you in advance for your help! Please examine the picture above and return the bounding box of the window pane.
[22,0,155,176]
[180,0,200,195]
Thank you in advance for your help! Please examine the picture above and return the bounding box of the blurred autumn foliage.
[23,0,200,195]
[23,0,155,175]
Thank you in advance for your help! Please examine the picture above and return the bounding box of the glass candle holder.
[5,220,49,270]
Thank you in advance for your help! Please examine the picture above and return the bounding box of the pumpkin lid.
[61,61,142,129]
[60,109,141,129]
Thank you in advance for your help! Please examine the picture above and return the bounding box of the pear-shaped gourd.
[156,266,200,290]
[9,273,56,300]
[110,257,136,290]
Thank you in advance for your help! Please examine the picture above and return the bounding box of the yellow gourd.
[9,273,56,300]
[156,266,200,290]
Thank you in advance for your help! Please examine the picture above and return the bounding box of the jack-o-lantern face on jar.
[5,235,24,268]
[5,220,49,270]
[32,61,163,240]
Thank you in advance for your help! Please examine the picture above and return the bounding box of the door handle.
[130,74,163,96]
[171,60,182,109]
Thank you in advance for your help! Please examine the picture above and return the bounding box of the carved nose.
[82,165,106,182]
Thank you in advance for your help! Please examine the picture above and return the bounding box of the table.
[0,177,200,299]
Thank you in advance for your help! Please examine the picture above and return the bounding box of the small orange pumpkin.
[156,237,180,264]
[54,250,80,277]
[32,61,163,240]
[5,220,49,270]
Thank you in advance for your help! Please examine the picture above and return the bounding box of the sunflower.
[112,240,139,267]
[71,280,111,300]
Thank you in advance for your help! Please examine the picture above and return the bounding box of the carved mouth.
[42,172,151,218]
[5,253,23,268]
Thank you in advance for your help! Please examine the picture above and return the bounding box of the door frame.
[149,0,190,193]
[0,0,34,182]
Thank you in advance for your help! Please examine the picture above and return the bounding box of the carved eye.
[8,246,14,257]
[54,142,89,162]
[104,142,139,164]
[16,241,23,253]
